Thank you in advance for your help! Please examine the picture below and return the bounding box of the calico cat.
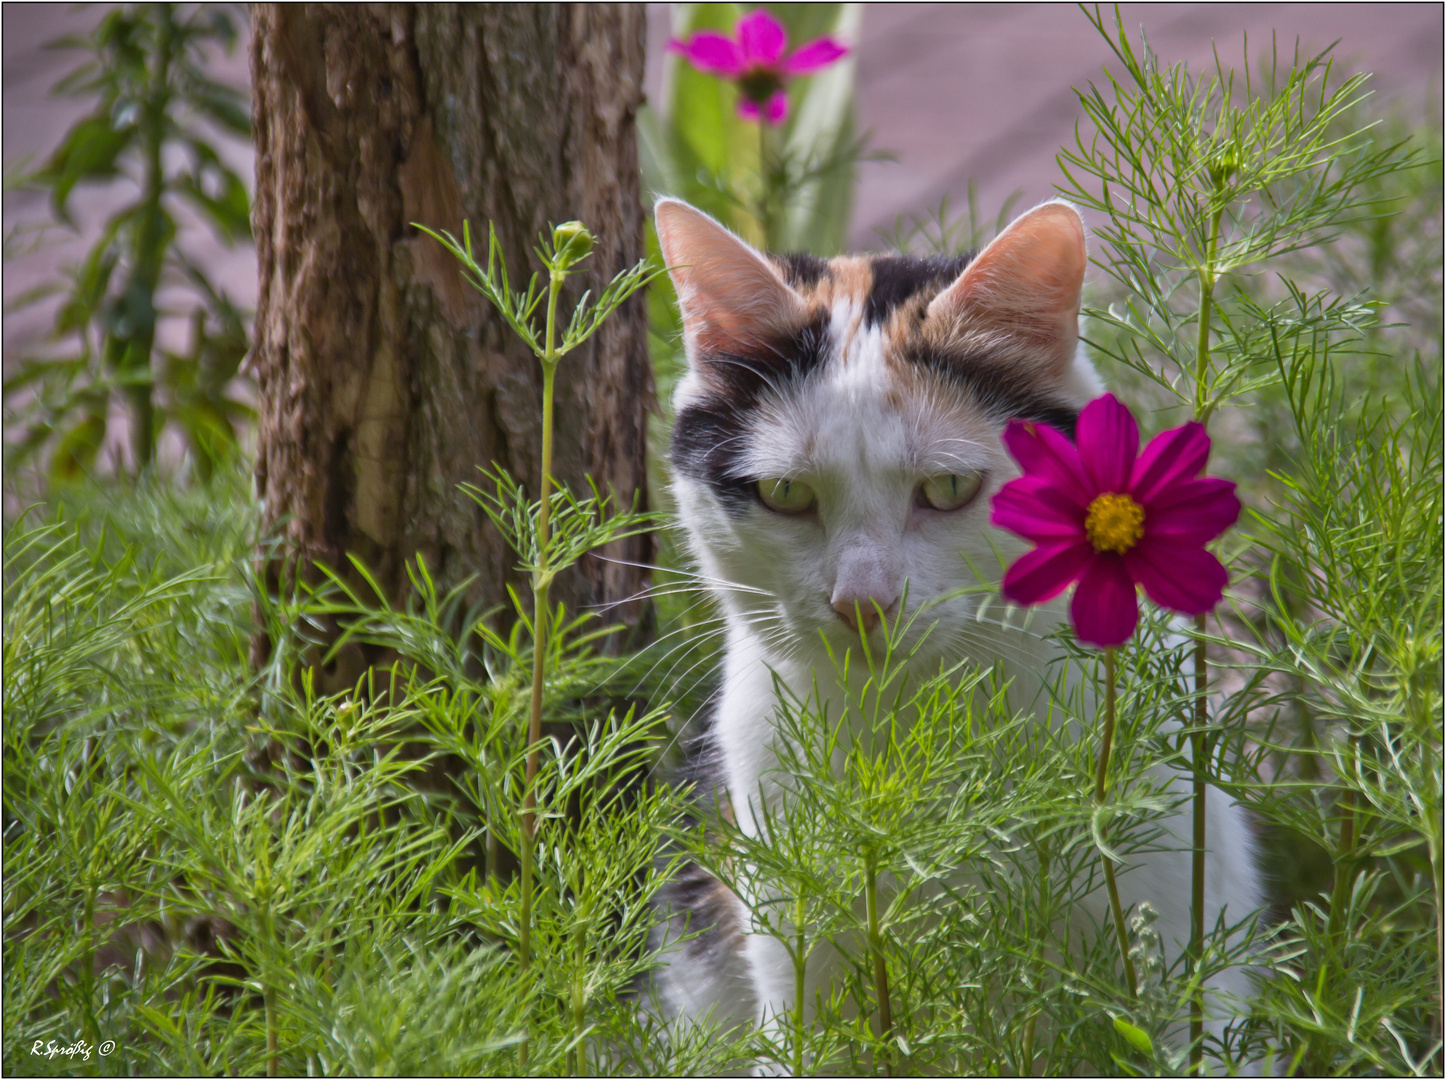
[649,197,1263,1052]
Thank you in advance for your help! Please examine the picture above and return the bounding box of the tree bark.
[248,4,652,688]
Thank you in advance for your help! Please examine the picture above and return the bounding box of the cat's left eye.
[918,472,983,512]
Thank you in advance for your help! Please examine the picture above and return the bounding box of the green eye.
[919,472,982,511]
[758,477,817,514]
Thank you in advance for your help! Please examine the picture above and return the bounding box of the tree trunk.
[247,4,652,689]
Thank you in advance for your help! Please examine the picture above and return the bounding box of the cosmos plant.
[669,9,849,126]
[991,393,1240,649]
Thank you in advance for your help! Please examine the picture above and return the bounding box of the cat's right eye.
[918,472,983,511]
[757,478,817,514]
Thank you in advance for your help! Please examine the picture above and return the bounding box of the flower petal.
[737,10,787,66]
[668,33,746,76]
[762,89,789,126]
[1125,539,1229,616]
[784,37,849,74]
[1001,541,1093,606]
[1130,421,1210,503]
[1076,393,1139,494]
[736,96,762,122]
[1142,478,1240,544]
[1001,419,1094,506]
[991,477,1087,542]
[1070,554,1139,648]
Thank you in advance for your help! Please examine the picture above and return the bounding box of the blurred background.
[2,3,1441,475]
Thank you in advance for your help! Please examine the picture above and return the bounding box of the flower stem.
[1189,200,1224,1074]
[1190,613,1209,1071]
[758,121,780,249]
[518,267,564,1071]
[1098,648,1139,998]
[1193,205,1225,423]
[794,889,808,1077]
[864,854,894,1054]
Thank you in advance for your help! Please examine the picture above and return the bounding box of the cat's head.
[656,198,1101,669]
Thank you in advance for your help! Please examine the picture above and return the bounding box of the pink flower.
[990,394,1241,649]
[669,10,849,126]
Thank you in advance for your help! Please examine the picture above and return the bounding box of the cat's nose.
[831,544,900,634]
[832,597,895,634]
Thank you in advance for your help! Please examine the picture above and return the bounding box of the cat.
[647,196,1264,1062]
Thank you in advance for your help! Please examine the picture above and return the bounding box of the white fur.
[660,343,1262,1056]
[652,202,1263,1068]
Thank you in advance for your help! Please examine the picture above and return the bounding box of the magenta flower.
[669,10,849,126]
[990,394,1241,649]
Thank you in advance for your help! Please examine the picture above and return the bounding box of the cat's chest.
[710,617,1082,835]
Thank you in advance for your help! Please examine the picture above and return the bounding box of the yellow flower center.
[1085,492,1146,554]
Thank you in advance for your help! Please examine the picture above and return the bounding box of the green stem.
[758,121,779,249]
[794,890,808,1077]
[1302,742,1363,1077]
[1326,735,1361,944]
[864,856,893,1056]
[264,978,279,1079]
[572,959,586,1076]
[1189,202,1223,1074]
[125,2,176,471]
[1190,614,1208,1071]
[571,887,587,1077]
[260,899,279,1078]
[1193,206,1225,423]
[1097,648,1139,998]
[518,268,563,1072]
[81,879,97,1043]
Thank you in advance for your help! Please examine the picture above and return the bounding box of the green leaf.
[1112,1017,1154,1057]
[41,114,135,222]
[55,246,120,335]
[662,3,760,237]
[2,355,88,398]
[2,280,68,315]
[48,413,107,483]
[666,2,750,177]
[184,82,251,137]
[776,3,863,253]
[173,168,251,245]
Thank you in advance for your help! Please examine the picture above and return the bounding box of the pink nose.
[832,598,894,634]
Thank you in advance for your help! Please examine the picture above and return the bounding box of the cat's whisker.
[623,623,731,697]
[589,554,779,601]
[942,621,1052,670]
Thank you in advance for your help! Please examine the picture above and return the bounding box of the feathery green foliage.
[3,6,1440,1076]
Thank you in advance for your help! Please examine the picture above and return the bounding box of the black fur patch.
[670,313,831,512]
[774,251,830,289]
[864,253,974,327]
[669,400,756,511]
[655,696,743,964]
[905,343,1080,438]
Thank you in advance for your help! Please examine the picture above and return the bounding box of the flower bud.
[1207,148,1240,187]
[552,220,595,268]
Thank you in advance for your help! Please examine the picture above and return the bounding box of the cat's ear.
[655,198,807,359]
[927,200,1086,374]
